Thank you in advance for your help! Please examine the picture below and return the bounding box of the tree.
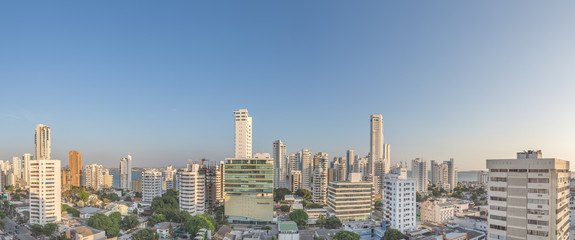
[274,188,292,202]
[109,212,122,226]
[262,226,272,230]
[43,223,59,237]
[148,213,166,227]
[184,215,216,237]
[280,205,290,212]
[62,204,80,217]
[151,195,179,212]
[31,224,44,237]
[133,209,138,215]
[333,230,360,240]
[122,215,140,230]
[0,220,4,230]
[125,196,132,202]
[325,216,342,229]
[289,209,308,227]
[79,191,90,202]
[416,192,422,202]
[375,200,383,210]
[88,213,119,237]
[295,189,312,200]
[133,228,159,240]
[381,229,404,240]
[0,210,6,219]
[316,214,326,228]
[165,189,179,199]
[306,203,323,209]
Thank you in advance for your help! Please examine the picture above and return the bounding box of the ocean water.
[109,170,143,188]
[407,171,479,183]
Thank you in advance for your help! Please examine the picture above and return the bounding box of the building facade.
[383,167,417,233]
[486,150,570,240]
[420,199,455,224]
[327,173,373,221]
[69,150,82,187]
[412,158,428,193]
[35,124,51,160]
[84,164,103,190]
[142,169,163,202]
[234,109,252,158]
[273,140,288,189]
[179,164,205,216]
[29,159,62,225]
[120,155,132,191]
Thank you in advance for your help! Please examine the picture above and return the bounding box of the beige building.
[69,151,82,187]
[102,169,113,188]
[30,159,62,225]
[327,173,373,221]
[486,150,570,240]
[290,170,302,193]
[420,199,455,224]
[132,178,142,193]
[67,226,106,240]
[84,164,103,190]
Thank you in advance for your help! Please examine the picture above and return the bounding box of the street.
[2,217,35,240]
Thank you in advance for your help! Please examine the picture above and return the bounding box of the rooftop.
[278,221,298,232]
[72,226,104,237]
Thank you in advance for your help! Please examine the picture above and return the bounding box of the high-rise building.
[346,150,355,176]
[61,168,72,192]
[486,150,570,240]
[327,173,374,221]
[22,153,32,186]
[312,168,328,204]
[315,152,329,173]
[29,159,62,225]
[120,155,132,191]
[30,124,61,225]
[445,158,456,192]
[299,149,313,191]
[411,158,428,193]
[84,164,103,190]
[69,151,82,187]
[431,160,450,190]
[334,157,347,182]
[234,109,252,158]
[290,170,302,193]
[216,161,225,205]
[477,170,488,185]
[142,169,163,202]
[370,114,384,193]
[383,144,391,174]
[288,154,298,175]
[179,163,205,216]
[12,156,21,180]
[132,178,142,193]
[102,169,114,188]
[273,140,288,189]
[224,153,274,223]
[35,124,51,160]
[383,166,416,233]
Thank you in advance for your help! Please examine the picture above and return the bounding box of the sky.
[1,1,575,170]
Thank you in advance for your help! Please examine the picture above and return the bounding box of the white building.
[12,156,21,180]
[312,168,328,204]
[477,171,488,185]
[142,169,163,202]
[569,190,575,240]
[446,158,456,192]
[29,159,62,225]
[288,154,298,175]
[431,160,451,190]
[273,140,288,189]
[383,166,417,233]
[486,150,570,240]
[84,164,103,190]
[299,149,312,191]
[290,170,302,193]
[120,155,132,191]
[346,150,355,177]
[179,164,205,216]
[234,109,252,158]
[420,199,455,224]
[22,153,33,186]
[35,124,51,160]
[411,158,428,194]
[327,173,373,221]
[369,114,384,187]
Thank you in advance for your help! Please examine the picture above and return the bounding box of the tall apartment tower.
[30,124,61,225]
[384,166,416,233]
[179,163,205,216]
[224,153,274,223]
[69,151,82,187]
[288,154,298,175]
[290,170,302,193]
[35,124,51,160]
[234,109,252,158]
[142,169,163,202]
[312,167,328,204]
[299,149,313,191]
[411,158,428,193]
[445,158,456,191]
[486,150,570,240]
[12,157,21,180]
[383,144,391,174]
[430,160,450,190]
[346,150,355,176]
[327,173,374,222]
[22,153,32,186]
[84,164,103,190]
[370,114,385,195]
[119,155,132,191]
[273,140,287,189]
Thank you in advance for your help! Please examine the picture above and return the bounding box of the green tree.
[43,223,59,237]
[274,188,292,202]
[151,195,179,212]
[133,228,159,240]
[88,213,119,237]
[306,202,323,209]
[122,215,140,230]
[375,200,383,210]
[109,212,122,226]
[79,191,90,202]
[289,209,308,227]
[325,216,342,229]
[381,229,404,240]
[280,205,290,212]
[184,215,216,237]
[262,226,272,230]
[62,204,80,217]
[333,230,360,240]
[31,224,44,237]
[125,196,132,202]
[165,189,179,199]
[316,214,326,228]
[133,209,138,215]
[416,192,422,202]
[148,213,166,227]
[295,189,312,200]
[0,210,6,219]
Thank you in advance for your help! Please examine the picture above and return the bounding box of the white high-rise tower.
[411,158,428,193]
[370,114,384,192]
[30,124,61,225]
[234,109,252,158]
[35,124,51,160]
[299,149,313,191]
[22,153,33,186]
[273,140,287,189]
[120,155,132,191]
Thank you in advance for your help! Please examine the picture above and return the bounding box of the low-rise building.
[420,199,455,224]
[153,222,181,239]
[278,221,299,240]
[67,226,106,240]
[327,173,373,221]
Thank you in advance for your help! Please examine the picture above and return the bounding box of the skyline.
[2,1,575,170]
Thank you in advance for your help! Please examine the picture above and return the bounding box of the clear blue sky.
[1,1,575,170]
